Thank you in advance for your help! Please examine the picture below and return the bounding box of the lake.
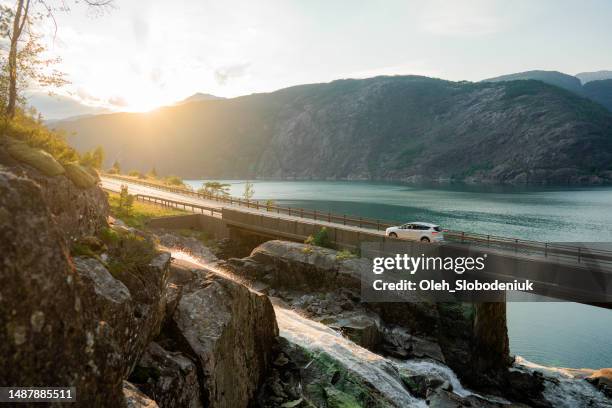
[186,179,612,369]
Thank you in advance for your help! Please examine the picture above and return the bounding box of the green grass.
[107,191,187,228]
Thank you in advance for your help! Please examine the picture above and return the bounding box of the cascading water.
[169,249,611,408]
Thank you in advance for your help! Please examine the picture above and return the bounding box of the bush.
[117,185,134,217]
[305,227,333,248]
[336,249,357,261]
[164,175,185,187]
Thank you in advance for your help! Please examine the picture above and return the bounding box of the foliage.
[305,227,333,249]
[0,111,79,163]
[265,199,275,211]
[335,249,357,261]
[108,160,121,174]
[128,169,143,178]
[106,230,157,278]
[243,180,255,200]
[164,175,185,187]
[79,146,104,169]
[107,191,186,228]
[199,181,230,197]
[147,167,158,178]
[117,185,134,217]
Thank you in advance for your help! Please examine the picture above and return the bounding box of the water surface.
[186,179,612,368]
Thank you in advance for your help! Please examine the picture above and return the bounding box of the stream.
[169,249,612,407]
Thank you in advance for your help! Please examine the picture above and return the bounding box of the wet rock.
[325,312,383,350]
[586,368,612,398]
[383,326,445,362]
[123,381,160,408]
[426,388,503,408]
[170,270,278,408]
[157,232,218,263]
[130,342,202,408]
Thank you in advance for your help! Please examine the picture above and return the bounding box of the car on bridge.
[385,222,444,243]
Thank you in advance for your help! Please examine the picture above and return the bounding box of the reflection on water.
[183,180,612,368]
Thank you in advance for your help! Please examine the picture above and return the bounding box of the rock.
[130,342,203,408]
[0,170,121,406]
[5,138,65,176]
[426,388,503,408]
[383,326,445,362]
[74,253,169,401]
[1,144,108,240]
[123,381,160,408]
[326,312,383,350]
[170,269,278,408]
[586,368,612,397]
[63,162,97,188]
[157,232,218,263]
[324,386,361,408]
[245,240,364,290]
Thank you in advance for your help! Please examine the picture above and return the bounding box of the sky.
[18,0,612,118]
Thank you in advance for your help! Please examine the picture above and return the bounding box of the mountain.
[58,75,612,184]
[179,93,225,104]
[576,70,612,84]
[482,70,584,94]
[583,79,612,111]
[27,92,111,121]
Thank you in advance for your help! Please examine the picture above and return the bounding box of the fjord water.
[186,179,612,369]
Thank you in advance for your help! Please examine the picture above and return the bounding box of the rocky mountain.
[576,70,612,84]
[178,92,225,104]
[58,75,612,184]
[583,79,612,111]
[483,70,584,94]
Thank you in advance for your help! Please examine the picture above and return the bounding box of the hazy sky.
[22,0,612,117]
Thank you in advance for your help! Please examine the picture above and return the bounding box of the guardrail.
[134,194,222,217]
[103,173,612,265]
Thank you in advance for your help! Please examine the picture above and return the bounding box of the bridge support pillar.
[473,298,510,372]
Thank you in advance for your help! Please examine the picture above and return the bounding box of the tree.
[118,184,134,217]
[243,181,255,201]
[92,146,104,169]
[109,160,120,174]
[79,146,104,168]
[0,0,113,118]
[147,167,157,179]
[199,181,230,197]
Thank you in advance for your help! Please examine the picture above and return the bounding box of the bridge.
[101,174,612,306]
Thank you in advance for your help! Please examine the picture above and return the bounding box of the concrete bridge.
[101,175,612,306]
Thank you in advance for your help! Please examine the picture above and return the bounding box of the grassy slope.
[107,191,187,228]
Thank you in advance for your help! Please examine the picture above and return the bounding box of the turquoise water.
[187,179,612,369]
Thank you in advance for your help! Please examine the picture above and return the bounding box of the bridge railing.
[103,173,612,264]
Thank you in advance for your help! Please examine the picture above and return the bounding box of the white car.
[385,222,444,243]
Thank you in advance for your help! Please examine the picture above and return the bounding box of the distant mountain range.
[56,75,612,185]
[483,70,612,111]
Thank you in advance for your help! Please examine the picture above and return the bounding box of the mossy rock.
[64,162,97,188]
[5,139,65,176]
[324,387,362,408]
[84,165,101,181]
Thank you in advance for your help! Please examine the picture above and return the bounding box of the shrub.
[305,227,333,248]
[117,185,134,217]
[336,249,357,261]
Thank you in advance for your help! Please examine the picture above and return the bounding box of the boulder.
[63,162,97,189]
[324,312,383,350]
[123,381,160,408]
[4,138,65,176]
[169,269,278,407]
[74,253,170,388]
[0,170,121,407]
[130,342,202,408]
[1,144,108,240]
[244,240,364,290]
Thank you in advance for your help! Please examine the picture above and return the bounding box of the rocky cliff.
[59,75,612,184]
[0,141,279,407]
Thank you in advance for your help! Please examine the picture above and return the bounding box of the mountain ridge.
[58,75,612,184]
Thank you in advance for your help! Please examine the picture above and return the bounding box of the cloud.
[108,96,129,107]
[132,15,150,44]
[418,0,503,36]
[214,62,251,85]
